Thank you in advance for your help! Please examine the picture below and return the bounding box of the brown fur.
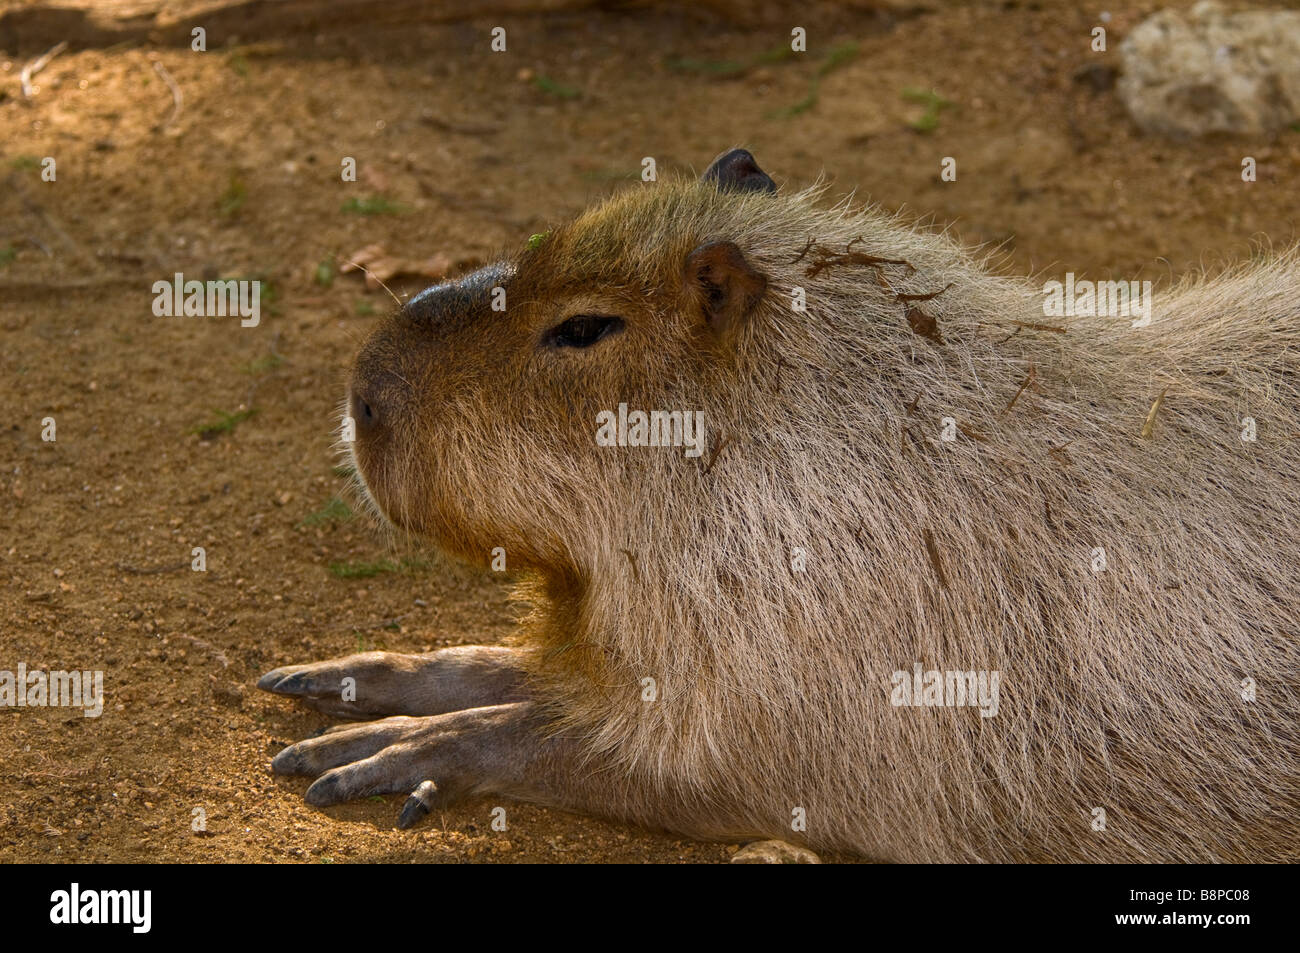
[343,158,1300,862]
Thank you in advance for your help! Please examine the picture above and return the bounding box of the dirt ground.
[1,0,1298,863]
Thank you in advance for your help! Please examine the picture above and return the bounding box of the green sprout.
[902,87,954,133]
[189,408,257,439]
[219,174,247,217]
[768,41,860,119]
[315,259,335,287]
[298,497,353,528]
[532,75,580,99]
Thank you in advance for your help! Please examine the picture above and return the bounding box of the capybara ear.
[701,148,777,194]
[684,240,768,338]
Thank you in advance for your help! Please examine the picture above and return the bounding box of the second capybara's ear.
[701,148,777,194]
[684,240,768,339]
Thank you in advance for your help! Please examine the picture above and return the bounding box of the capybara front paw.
[259,651,424,718]
[258,646,525,718]
[270,703,529,825]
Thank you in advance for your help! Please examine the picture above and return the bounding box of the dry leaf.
[905,305,944,344]
[340,243,459,291]
[1001,364,1037,416]
[1010,320,1067,334]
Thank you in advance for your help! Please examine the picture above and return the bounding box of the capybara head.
[346,149,779,567]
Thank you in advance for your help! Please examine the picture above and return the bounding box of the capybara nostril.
[350,386,380,433]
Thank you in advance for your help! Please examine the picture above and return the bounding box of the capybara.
[260,148,1299,862]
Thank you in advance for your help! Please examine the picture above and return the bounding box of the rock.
[730,839,822,864]
[1118,1,1300,137]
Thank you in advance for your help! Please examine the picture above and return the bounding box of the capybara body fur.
[264,150,1299,862]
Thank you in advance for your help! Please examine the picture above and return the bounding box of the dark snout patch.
[406,261,515,327]
[701,148,777,194]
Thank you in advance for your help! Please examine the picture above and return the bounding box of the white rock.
[1118,1,1300,137]
[730,840,822,864]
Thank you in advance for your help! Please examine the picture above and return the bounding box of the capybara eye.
[543,314,624,349]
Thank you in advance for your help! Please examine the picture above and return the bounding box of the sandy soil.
[2,0,1298,863]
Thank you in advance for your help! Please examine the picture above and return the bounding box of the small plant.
[820,42,859,76]
[219,174,247,217]
[328,556,431,579]
[9,155,41,171]
[768,42,859,119]
[189,408,257,439]
[329,559,401,579]
[223,273,280,316]
[355,299,376,316]
[665,44,793,78]
[314,259,335,287]
[299,497,353,528]
[532,75,579,99]
[240,353,284,374]
[0,243,16,268]
[902,87,954,133]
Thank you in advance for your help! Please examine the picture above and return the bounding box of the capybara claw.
[270,746,304,776]
[257,667,299,692]
[304,772,345,807]
[263,671,309,695]
[398,781,440,828]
